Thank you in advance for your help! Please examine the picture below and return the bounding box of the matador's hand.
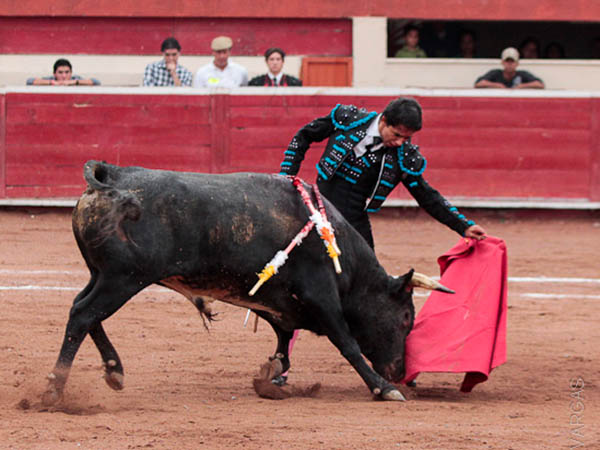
[465,224,487,240]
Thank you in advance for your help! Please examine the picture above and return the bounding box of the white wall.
[0,55,303,87]
[354,16,600,91]
[382,57,600,90]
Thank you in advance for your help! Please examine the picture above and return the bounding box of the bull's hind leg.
[89,323,124,391]
[257,317,295,383]
[43,274,145,406]
[270,325,295,376]
[70,273,126,389]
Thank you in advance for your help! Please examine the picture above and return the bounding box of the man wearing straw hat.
[193,36,248,88]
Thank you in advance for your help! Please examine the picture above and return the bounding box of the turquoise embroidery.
[335,135,346,140]
[334,171,356,184]
[281,161,292,166]
[332,143,347,155]
[316,164,328,180]
[349,134,360,142]
[284,150,296,156]
[397,143,426,176]
[330,104,377,131]
[409,181,418,187]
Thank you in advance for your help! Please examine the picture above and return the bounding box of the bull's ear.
[390,269,415,295]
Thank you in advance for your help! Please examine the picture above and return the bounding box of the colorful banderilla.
[248,220,315,296]
[248,176,342,297]
[291,177,342,273]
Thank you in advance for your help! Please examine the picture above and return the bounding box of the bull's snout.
[383,357,406,383]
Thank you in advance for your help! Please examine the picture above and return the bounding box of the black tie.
[366,136,382,151]
[272,77,278,86]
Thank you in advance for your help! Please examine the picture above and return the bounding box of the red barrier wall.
[4,0,600,21]
[1,90,599,203]
[0,94,5,198]
[0,18,352,56]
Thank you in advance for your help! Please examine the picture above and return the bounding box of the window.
[388,19,600,59]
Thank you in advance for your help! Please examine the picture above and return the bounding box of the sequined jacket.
[279,104,475,235]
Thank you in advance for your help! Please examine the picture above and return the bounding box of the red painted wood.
[3,0,600,21]
[301,57,353,87]
[7,123,210,146]
[6,185,87,198]
[8,104,211,127]
[0,94,5,197]
[590,99,600,201]
[210,94,231,173]
[1,92,598,202]
[0,17,351,56]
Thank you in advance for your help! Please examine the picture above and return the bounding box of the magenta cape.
[402,236,508,392]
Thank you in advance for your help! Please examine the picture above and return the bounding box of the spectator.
[26,59,100,86]
[248,47,302,86]
[394,25,427,58]
[457,30,477,58]
[544,42,565,59]
[519,37,541,59]
[420,22,459,58]
[474,47,544,89]
[143,37,193,87]
[193,36,248,88]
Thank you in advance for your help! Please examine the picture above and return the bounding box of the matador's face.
[379,117,416,148]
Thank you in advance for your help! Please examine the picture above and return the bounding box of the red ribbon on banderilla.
[248,176,342,298]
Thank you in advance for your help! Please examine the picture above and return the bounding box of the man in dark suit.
[249,48,302,86]
[280,97,485,248]
[274,98,486,386]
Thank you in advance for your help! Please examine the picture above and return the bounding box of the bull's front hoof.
[380,388,406,402]
[104,371,124,391]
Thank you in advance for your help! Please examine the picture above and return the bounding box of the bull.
[43,160,452,405]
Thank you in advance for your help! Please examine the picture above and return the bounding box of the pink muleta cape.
[402,235,508,392]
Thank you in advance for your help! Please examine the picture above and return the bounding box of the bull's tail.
[82,160,142,246]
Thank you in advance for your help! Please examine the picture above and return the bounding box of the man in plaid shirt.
[143,37,193,87]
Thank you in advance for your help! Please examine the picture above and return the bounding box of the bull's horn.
[411,272,455,294]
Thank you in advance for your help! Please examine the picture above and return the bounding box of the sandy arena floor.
[1,207,598,449]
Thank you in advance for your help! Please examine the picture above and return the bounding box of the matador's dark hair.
[382,97,422,131]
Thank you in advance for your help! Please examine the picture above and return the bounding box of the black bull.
[43,161,451,405]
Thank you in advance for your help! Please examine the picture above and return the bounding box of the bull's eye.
[402,310,411,328]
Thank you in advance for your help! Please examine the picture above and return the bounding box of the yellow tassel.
[249,265,277,296]
[326,243,338,259]
[326,244,342,274]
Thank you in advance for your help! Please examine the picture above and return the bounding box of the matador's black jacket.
[279,104,475,237]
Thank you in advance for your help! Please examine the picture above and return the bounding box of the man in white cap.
[474,47,544,89]
[193,36,248,88]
